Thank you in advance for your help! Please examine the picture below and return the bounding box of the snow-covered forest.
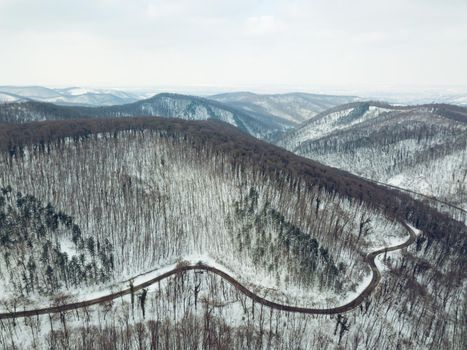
[0,125,409,310]
[277,102,467,209]
[0,186,113,299]
[0,118,465,349]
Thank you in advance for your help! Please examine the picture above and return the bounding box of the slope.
[277,102,467,208]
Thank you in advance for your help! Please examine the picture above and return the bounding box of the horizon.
[2,83,467,105]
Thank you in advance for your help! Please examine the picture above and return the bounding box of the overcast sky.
[1,0,466,92]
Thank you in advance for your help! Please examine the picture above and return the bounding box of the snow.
[405,223,422,236]
[58,238,79,258]
[387,174,433,197]
[364,219,411,252]
[66,87,96,96]
[374,253,388,274]
[340,271,373,304]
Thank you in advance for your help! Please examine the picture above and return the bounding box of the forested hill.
[1,117,464,249]
[433,103,467,123]
[0,93,294,139]
[277,102,467,208]
[0,117,465,349]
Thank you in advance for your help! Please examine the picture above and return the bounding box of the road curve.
[0,223,417,320]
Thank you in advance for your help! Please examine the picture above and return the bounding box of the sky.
[0,0,466,93]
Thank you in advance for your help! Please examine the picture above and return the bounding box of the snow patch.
[387,174,434,196]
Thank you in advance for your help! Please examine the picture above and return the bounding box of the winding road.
[0,223,417,320]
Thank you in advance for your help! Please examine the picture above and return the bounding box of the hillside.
[0,93,294,139]
[210,91,359,125]
[0,118,465,349]
[277,102,467,209]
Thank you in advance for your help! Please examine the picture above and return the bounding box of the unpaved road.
[0,223,417,319]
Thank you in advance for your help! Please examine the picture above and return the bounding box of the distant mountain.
[0,86,141,106]
[0,93,294,139]
[409,94,467,107]
[277,102,467,208]
[0,91,26,103]
[0,86,63,100]
[364,91,467,107]
[209,91,360,125]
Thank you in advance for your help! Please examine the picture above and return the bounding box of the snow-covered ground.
[387,174,434,196]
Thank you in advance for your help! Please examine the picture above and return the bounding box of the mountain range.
[0,91,359,139]
[0,93,291,139]
[0,85,143,106]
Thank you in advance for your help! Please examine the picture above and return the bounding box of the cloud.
[0,0,466,88]
[146,1,185,18]
[352,31,389,44]
[245,16,283,36]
